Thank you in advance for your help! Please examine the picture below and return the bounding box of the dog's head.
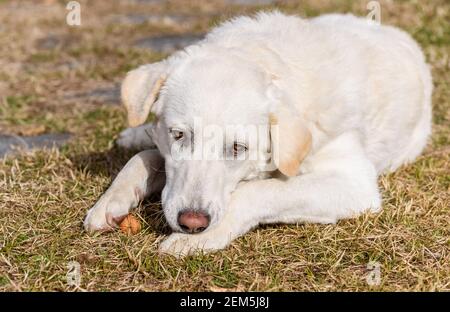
[121,47,311,233]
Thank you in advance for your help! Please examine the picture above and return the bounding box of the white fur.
[84,12,432,257]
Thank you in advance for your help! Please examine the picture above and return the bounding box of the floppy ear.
[270,104,312,177]
[121,62,167,127]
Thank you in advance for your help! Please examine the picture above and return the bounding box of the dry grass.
[0,0,449,291]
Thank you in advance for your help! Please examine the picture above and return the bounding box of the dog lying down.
[84,12,432,257]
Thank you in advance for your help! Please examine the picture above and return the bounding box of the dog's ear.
[270,105,312,177]
[121,62,167,127]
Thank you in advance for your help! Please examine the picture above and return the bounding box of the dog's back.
[203,12,432,173]
[311,14,432,171]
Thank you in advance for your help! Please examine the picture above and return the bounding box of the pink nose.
[178,210,210,233]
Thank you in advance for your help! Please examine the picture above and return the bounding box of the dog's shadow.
[69,146,134,178]
[69,147,171,235]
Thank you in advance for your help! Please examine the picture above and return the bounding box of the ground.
[0,0,449,291]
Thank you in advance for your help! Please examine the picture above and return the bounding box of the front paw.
[83,194,129,233]
[158,232,229,257]
[116,128,139,149]
[116,126,155,150]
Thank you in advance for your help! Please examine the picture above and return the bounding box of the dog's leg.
[84,149,165,232]
[116,123,156,150]
[159,133,381,257]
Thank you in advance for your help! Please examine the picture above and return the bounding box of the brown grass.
[0,0,449,291]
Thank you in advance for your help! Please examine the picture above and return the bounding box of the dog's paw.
[83,194,129,233]
[116,128,138,149]
[158,233,229,257]
[116,126,155,150]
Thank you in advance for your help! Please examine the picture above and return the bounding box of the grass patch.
[0,0,448,291]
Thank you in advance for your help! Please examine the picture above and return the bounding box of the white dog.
[83,12,432,257]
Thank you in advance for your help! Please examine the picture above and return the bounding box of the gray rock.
[113,14,193,27]
[35,34,76,50]
[130,0,166,3]
[131,0,276,4]
[0,133,71,157]
[35,35,62,50]
[135,33,204,54]
[84,87,121,104]
[64,85,121,105]
[224,0,276,4]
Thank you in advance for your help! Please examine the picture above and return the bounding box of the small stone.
[35,35,62,50]
[64,85,121,105]
[113,14,193,28]
[135,34,204,54]
[224,0,276,5]
[0,133,71,157]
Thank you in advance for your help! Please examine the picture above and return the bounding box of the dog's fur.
[84,12,432,257]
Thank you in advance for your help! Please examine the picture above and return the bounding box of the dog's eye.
[170,129,184,141]
[233,142,247,158]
